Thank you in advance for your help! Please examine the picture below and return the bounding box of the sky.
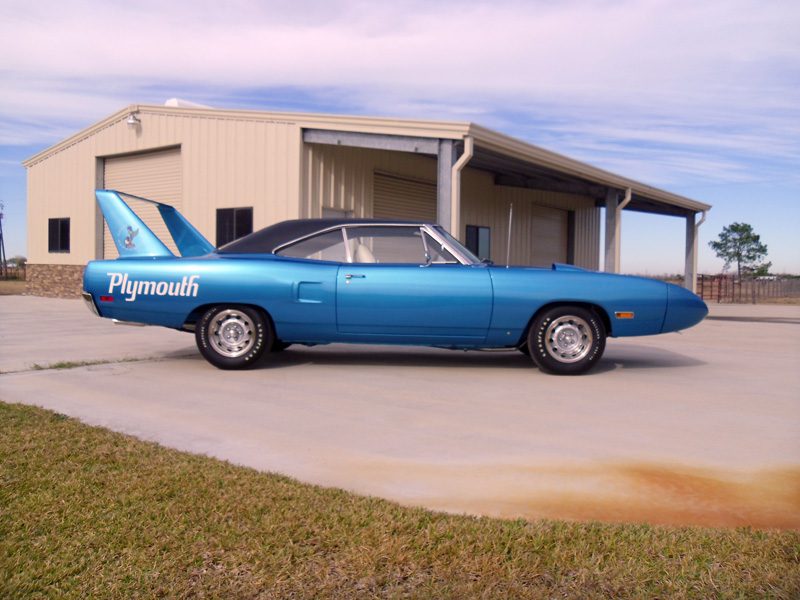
[1,0,798,274]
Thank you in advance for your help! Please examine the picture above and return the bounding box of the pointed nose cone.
[662,284,709,333]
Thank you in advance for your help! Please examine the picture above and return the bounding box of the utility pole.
[0,202,6,278]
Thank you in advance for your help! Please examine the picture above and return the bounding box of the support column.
[603,188,620,273]
[437,140,456,230]
[685,212,698,292]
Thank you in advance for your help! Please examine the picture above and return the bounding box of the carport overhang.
[303,125,711,292]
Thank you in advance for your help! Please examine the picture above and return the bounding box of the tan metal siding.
[103,147,182,258]
[25,108,302,265]
[461,179,598,267]
[303,145,600,268]
[573,206,601,269]
[301,144,436,219]
[373,172,436,221]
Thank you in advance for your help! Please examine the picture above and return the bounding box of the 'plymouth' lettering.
[106,272,200,302]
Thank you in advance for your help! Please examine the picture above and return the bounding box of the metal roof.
[23,104,710,214]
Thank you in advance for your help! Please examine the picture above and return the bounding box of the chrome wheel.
[543,314,594,363]
[208,309,256,358]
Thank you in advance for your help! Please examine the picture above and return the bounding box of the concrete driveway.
[2,295,799,529]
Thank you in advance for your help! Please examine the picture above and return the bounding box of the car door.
[335,225,493,342]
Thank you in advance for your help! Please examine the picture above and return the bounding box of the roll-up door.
[103,147,182,258]
[530,205,568,266]
[373,172,436,222]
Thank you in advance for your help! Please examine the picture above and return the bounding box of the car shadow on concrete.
[706,315,800,325]
[229,343,706,373]
[258,346,534,370]
[599,344,706,372]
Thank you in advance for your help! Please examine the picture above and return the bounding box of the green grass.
[30,359,134,371]
[1,402,798,599]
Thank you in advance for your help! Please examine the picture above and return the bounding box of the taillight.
[100,295,114,302]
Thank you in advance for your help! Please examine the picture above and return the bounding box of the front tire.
[195,305,271,370]
[527,306,605,375]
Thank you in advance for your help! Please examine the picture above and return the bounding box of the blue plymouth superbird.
[82,190,708,374]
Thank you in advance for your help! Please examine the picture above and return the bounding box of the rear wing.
[96,190,214,258]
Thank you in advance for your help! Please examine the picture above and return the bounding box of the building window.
[216,207,253,247]
[48,218,70,253]
[465,225,490,261]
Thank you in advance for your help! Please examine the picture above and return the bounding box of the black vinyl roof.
[217,218,424,254]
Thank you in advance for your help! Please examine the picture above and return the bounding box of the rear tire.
[195,305,271,370]
[527,306,605,375]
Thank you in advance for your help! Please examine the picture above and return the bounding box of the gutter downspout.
[619,187,632,211]
[689,210,707,293]
[450,135,474,237]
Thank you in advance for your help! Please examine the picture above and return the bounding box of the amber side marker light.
[615,311,635,319]
[99,296,114,302]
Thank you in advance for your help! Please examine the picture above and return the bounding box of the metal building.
[23,104,710,297]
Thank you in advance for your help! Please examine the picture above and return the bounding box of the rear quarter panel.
[83,254,339,338]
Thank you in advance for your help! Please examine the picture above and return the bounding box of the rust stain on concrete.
[354,462,800,530]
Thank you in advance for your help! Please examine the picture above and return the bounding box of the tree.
[9,256,26,268]
[709,223,770,278]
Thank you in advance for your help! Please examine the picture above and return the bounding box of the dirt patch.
[357,461,800,530]
[0,279,26,295]
[522,464,800,529]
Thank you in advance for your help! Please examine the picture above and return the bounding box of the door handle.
[344,274,366,280]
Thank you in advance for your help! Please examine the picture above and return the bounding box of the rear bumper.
[81,291,100,317]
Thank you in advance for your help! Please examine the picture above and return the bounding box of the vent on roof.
[164,98,212,108]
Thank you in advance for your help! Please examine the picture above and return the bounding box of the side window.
[423,232,458,264]
[346,227,427,264]
[277,229,348,262]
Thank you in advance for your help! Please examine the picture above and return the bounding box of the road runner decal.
[124,226,139,249]
[107,272,199,302]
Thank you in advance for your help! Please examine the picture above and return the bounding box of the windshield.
[433,226,480,265]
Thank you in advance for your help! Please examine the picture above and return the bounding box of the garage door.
[531,205,568,266]
[373,172,436,222]
[103,147,182,258]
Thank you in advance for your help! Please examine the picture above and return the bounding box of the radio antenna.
[505,202,513,268]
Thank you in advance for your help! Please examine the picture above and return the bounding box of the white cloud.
[1,0,798,187]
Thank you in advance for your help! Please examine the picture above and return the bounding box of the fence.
[696,274,800,303]
[0,264,26,281]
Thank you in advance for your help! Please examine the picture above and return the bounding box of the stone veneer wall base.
[27,264,85,298]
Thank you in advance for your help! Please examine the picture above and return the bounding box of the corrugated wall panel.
[573,207,601,269]
[373,172,436,221]
[530,205,568,265]
[302,145,601,268]
[302,144,436,219]
[461,181,598,267]
[26,108,303,265]
[103,147,182,258]
[26,105,598,271]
